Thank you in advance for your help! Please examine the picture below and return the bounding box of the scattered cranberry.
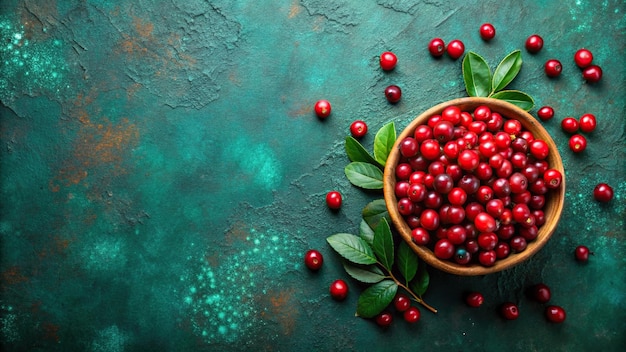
[545,305,566,323]
[561,117,579,133]
[574,48,593,68]
[574,245,591,262]
[528,283,551,303]
[329,279,349,301]
[304,249,324,271]
[568,134,587,153]
[479,23,496,41]
[385,85,402,103]
[447,39,465,60]
[349,120,368,138]
[578,113,596,133]
[428,38,446,57]
[582,65,602,83]
[379,51,398,71]
[375,312,393,327]
[500,302,519,320]
[393,293,411,312]
[326,191,342,210]
[544,59,562,77]
[593,183,614,202]
[525,34,544,53]
[465,292,484,307]
[537,106,554,121]
[403,306,421,323]
[314,100,331,119]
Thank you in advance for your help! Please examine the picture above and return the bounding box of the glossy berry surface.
[537,106,554,121]
[479,23,496,41]
[375,312,393,327]
[379,51,398,71]
[446,39,465,60]
[528,283,551,303]
[326,191,342,210]
[403,306,421,323]
[574,48,593,68]
[428,38,446,57]
[350,120,368,138]
[304,249,324,271]
[582,65,602,83]
[329,279,348,301]
[545,305,566,323]
[569,134,587,153]
[561,117,579,133]
[393,293,411,312]
[545,59,562,77]
[500,302,519,320]
[593,183,614,202]
[465,292,484,307]
[575,245,591,262]
[385,85,402,103]
[314,100,331,118]
[525,34,544,53]
[578,113,596,133]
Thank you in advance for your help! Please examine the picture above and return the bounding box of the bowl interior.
[383,97,565,276]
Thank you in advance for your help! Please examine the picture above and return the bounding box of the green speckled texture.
[1,0,624,351]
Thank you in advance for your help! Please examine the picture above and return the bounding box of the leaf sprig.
[462,50,534,111]
[327,218,436,317]
[344,122,395,190]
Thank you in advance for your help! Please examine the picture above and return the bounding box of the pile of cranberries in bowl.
[384,98,565,276]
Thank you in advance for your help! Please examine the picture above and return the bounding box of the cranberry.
[454,247,472,265]
[478,250,496,267]
[578,113,596,133]
[385,85,402,103]
[314,100,331,118]
[537,106,554,121]
[545,305,566,323]
[400,137,419,158]
[442,106,462,125]
[582,65,602,83]
[408,183,427,202]
[568,134,587,153]
[304,249,324,271]
[447,187,467,206]
[545,59,562,77]
[509,172,528,194]
[447,39,465,60]
[528,283,551,303]
[474,105,492,121]
[329,279,348,301]
[458,174,480,194]
[474,212,497,233]
[479,23,496,41]
[575,245,591,262]
[404,306,421,323]
[495,242,510,259]
[420,139,441,160]
[458,150,480,171]
[434,239,455,259]
[326,191,342,210]
[485,199,505,218]
[420,209,440,231]
[397,198,415,216]
[395,181,410,198]
[375,311,393,327]
[503,119,522,136]
[350,120,368,138]
[411,227,430,245]
[500,302,519,320]
[414,125,433,142]
[529,139,549,160]
[509,236,527,253]
[561,117,579,133]
[478,232,498,250]
[525,34,544,53]
[393,293,411,312]
[574,48,593,68]
[543,169,562,189]
[433,121,455,143]
[465,292,484,307]
[379,51,398,71]
[447,225,467,245]
[396,163,413,180]
[428,38,446,57]
[593,183,614,202]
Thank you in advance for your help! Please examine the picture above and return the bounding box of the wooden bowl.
[383,97,565,276]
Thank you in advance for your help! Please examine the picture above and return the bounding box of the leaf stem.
[379,262,438,314]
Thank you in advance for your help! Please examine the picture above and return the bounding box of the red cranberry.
[350,120,368,138]
[593,183,614,202]
[379,51,398,71]
[543,169,562,189]
[569,134,587,153]
[509,236,528,253]
[478,250,496,267]
[500,302,519,320]
[458,149,480,171]
[428,38,446,57]
[304,249,324,270]
[474,212,497,233]
[404,306,421,323]
[329,279,348,301]
[528,283,551,303]
[414,124,433,142]
[314,100,331,118]
[561,117,579,133]
[411,227,430,245]
[479,23,496,41]
[545,305,566,323]
[400,137,419,158]
[466,292,484,307]
[395,181,410,198]
[454,247,472,265]
[529,139,549,160]
[578,113,596,133]
[574,48,593,68]
[420,209,440,230]
[478,232,498,250]
[446,39,465,60]
[575,245,592,262]
[582,65,602,83]
[393,293,411,312]
[408,183,427,202]
[442,105,462,125]
[375,311,393,327]
[434,239,454,259]
[420,139,441,160]
[525,34,544,53]
[385,85,402,103]
[495,242,510,259]
[545,59,562,77]
[537,106,554,121]
[326,191,342,210]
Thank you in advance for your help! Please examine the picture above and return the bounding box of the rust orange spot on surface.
[258,289,297,335]
[133,17,154,38]
[224,221,250,246]
[1,266,29,287]
[288,0,302,18]
[42,322,61,343]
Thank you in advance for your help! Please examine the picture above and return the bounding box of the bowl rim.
[383,97,566,276]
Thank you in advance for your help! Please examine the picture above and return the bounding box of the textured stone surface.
[1,0,625,350]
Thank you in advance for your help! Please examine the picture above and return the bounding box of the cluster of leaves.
[463,50,534,111]
[343,122,395,190]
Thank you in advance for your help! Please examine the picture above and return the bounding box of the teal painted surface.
[1,0,624,350]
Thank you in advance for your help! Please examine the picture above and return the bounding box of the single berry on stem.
[428,38,446,57]
[545,59,562,77]
[574,48,593,68]
[447,39,465,60]
[314,100,331,119]
[380,51,398,71]
[525,34,544,53]
[329,279,349,301]
[480,23,496,41]
[350,120,368,138]
[304,249,324,271]
[326,191,342,210]
[593,183,614,202]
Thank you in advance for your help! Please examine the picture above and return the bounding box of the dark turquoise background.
[1,1,624,351]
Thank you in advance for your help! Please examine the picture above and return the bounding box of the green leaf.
[410,264,430,296]
[492,50,523,93]
[345,136,382,168]
[343,262,386,284]
[462,52,492,97]
[356,280,398,318]
[344,162,384,189]
[397,241,418,285]
[362,199,389,230]
[326,233,377,265]
[359,219,375,246]
[373,122,396,166]
[373,218,394,271]
[491,90,535,111]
